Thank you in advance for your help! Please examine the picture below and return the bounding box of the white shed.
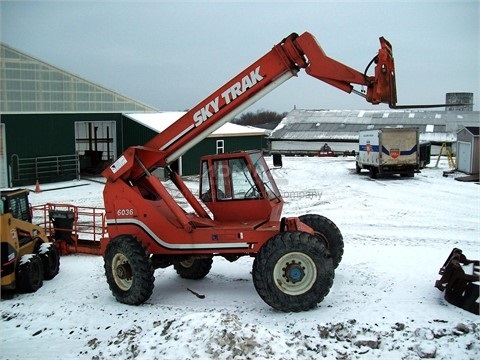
[456,127,479,175]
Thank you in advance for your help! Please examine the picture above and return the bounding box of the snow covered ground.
[1,156,479,359]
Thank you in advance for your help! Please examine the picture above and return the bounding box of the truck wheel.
[17,254,44,293]
[104,235,154,305]
[38,243,60,280]
[252,231,334,312]
[369,167,377,179]
[173,257,213,279]
[299,214,344,269]
[355,162,361,174]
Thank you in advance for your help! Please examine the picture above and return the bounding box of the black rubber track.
[104,236,155,305]
[173,258,213,279]
[299,214,344,269]
[252,231,334,312]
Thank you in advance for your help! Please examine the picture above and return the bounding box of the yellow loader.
[1,189,60,293]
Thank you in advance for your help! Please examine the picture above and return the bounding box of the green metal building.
[0,43,267,187]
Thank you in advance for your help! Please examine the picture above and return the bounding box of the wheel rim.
[112,253,133,291]
[273,252,317,295]
[179,259,194,268]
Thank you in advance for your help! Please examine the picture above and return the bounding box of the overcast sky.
[1,0,479,113]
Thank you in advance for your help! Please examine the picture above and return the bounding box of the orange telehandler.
[101,32,397,312]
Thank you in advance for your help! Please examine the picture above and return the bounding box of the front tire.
[299,214,344,269]
[17,254,44,293]
[38,243,60,280]
[252,231,334,312]
[104,236,154,305]
[173,257,213,279]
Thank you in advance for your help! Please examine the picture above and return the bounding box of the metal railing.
[31,202,108,255]
[10,153,79,186]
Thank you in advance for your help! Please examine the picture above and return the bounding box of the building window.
[216,139,224,154]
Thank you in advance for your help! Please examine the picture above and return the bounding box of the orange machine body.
[102,32,396,257]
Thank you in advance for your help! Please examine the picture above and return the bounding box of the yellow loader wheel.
[17,254,44,293]
[38,243,60,280]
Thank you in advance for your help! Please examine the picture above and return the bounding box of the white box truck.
[356,127,419,178]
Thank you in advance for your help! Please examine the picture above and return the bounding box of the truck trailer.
[356,127,419,178]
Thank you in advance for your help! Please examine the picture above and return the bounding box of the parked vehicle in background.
[356,127,419,178]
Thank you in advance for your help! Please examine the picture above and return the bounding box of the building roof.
[0,43,157,113]
[462,126,480,136]
[270,109,479,143]
[124,112,268,137]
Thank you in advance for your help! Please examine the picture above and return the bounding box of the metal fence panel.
[10,154,79,186]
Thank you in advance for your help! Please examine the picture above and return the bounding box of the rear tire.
[17,254,44,293]
[252,231,334,312]
[173,257,213,279]
[355,162,361,174]
[104,236,154,305]
[38,243,60,280]
[299,214,344,269]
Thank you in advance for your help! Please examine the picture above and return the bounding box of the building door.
[75,121,116,173]
[0,124,7,188]
[457,141,471,173]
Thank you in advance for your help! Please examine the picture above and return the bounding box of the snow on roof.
[270,109,480,141]
[124,112,184,133]
[124,112,267,137]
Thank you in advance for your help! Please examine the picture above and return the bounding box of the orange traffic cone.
[35,179,41,193]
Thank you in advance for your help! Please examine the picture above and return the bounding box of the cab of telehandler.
[199,151,284,222]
